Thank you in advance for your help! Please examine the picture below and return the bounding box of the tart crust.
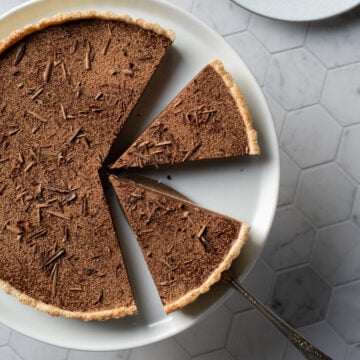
[164,224,249,314]
[209,60,260,155]
[0,10,175,53]
[0,278,137,321]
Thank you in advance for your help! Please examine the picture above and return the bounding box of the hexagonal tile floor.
[1,0,360,359]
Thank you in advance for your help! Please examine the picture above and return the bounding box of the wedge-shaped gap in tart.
[102,174,168,324]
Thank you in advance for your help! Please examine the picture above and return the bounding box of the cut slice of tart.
[0,12,174,320]
[111,60,259,170]
[110,175,249,313]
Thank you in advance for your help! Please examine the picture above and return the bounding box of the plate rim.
[0,0,280,350]
[232,0,360,22]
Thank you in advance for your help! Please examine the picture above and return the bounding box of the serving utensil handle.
[221,270,333,360]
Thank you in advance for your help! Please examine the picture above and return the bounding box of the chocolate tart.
[111,60,259,170]
[0,11,174,320]
[110,176,249,314]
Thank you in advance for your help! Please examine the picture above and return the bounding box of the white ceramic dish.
[232,0,360,22]
[0,0,279,351]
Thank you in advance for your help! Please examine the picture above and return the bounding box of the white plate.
[233,0,360,22]
[0,0,279,351]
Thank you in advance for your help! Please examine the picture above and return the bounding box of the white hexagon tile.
[265,48,326,110]
[2,0,360,359]
[249,15,308,53]
[225,32,270,86]
[280,105,342,169]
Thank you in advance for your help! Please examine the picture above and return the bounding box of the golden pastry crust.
[0,278,137,321]
[164,224,249,314]
[0,10,175,54]
[210,60,260,155]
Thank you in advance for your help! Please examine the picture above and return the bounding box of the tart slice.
[0,12,174,320]
[110,175,249,313]
[111,60,259,170]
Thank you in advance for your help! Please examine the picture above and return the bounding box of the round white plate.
[0,0,279,351]
[233,0,360,22]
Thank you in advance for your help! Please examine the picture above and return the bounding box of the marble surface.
[1,0,360,359]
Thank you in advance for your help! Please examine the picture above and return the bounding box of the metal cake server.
[221,270,333,360]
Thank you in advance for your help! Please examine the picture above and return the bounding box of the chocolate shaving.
[42,249,65,268]
[30,88,43,100]
[139,54,153,61]
[102,38,111,55]
[93,290,103,305]
[159,258,172,269]
[36,202,52,210]
[70,39,78,54]
[183,142,202,161]
[24,161,36,173]
[18,152,24,164]
[13,42,26,66]
[174,100,182,107]
[37,208,42,223]
[95,92,103,100]
[31,123,42,134]
[61,62,67,80]
[166,244,174,255]
[75,82,82,98]
[155,141,172,147]
[43,59,52,82]
[16,191,26,201]
[139,229,153,235]
[60,104,67,120]
[6,225,23,235]
[69,126,82,143]
[122,69,133,75]
[0,157,10,164]
[13,254,23,268]
[132,151,148,160]
[81,195,88,216]
[130,192,143,199]
[137,140,150,148]
[92,108,104,113]
[85,51,91,70]
[65,192,77,204]
[197,225,207,239]
[69,286,83,292]
[107,23,113,35]
[43,185,69,194]
[159,279,177,286]
[27,228,47,242]
[46,210,71,220]
[199,235,215,254]
[50,262,59,298]
[27,110,48,123]
[62,226,69,242]
[0,184,6,195]
[9,128,20,136]
[84,268,97,276]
